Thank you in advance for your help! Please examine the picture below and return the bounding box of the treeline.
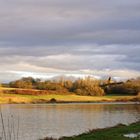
[5,77,140,96]
[9,77,105,96]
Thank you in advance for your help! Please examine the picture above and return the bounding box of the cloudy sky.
[0,0,140,82]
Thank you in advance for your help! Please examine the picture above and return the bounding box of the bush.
[10,80,33,89]
[49,98,57,103]
[8,77,105,96]
[72,78,105,96]
[105,79,140,95]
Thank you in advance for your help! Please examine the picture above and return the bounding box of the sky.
[0,0,140,82]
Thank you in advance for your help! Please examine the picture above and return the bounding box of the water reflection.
[0,103,140,140]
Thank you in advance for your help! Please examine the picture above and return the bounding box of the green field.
[42,121,140,140]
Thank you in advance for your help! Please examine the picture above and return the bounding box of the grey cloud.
[0,0,140,46]
[0,44,140,71]
[0,0,140,81]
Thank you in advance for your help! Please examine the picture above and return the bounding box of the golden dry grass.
[0,87,139,104]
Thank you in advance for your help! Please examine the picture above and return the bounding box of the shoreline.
[0,98,140,104]
[0,93,140,104]
[0,101,140,104]
[41,121,140,140]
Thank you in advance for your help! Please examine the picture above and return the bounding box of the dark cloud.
[0,0,140,46]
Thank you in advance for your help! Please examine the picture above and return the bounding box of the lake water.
[0,103,140,140]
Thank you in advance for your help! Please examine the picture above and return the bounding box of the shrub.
[72,78,105,96]
[49,98,57,103]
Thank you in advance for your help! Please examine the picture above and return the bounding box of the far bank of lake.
[0,93,140,104]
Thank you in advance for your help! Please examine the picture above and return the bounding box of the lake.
[0,103,140,140]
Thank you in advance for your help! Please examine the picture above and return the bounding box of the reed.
[0,106,20,140]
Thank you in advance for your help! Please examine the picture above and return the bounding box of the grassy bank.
[0,87,140,104]
[0,93,139,104]
[42,121,140,140]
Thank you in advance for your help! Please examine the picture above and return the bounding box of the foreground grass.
[0,87,140,104]
[42,121,140,140]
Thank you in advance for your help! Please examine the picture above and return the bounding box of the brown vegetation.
[104,78,140,95]
[2,76,140,96]
[8,77,105,96]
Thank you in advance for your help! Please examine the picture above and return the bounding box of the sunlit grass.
[0,93,138,104]
[0,87,139,104]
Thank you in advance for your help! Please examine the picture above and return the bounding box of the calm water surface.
[0,103,140,140]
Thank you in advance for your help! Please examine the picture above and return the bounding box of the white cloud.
[1,68,139,82]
